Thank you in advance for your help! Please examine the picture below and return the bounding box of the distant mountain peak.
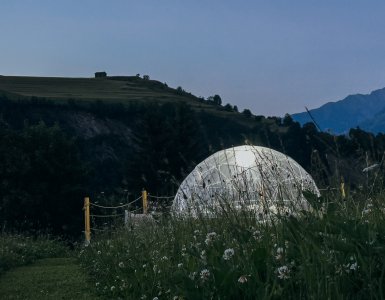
[292,87,385,134]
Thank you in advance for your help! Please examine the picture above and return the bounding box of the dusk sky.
[1,1,385,116]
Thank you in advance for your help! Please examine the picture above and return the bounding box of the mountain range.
[291,87,385,134]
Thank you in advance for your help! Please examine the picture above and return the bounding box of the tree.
[213,95,222,106]
[242,109,252,118]
[224,104,233,112]
[0,122,87,237]
[207,95,222,106]
[282,113,294,126]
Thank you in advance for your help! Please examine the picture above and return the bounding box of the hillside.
[1,74,385,238]
[291,87,385,133]
[0,75,260,128]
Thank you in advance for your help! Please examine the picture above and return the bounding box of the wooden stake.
[142,190,148,214]
[84,197,91,244]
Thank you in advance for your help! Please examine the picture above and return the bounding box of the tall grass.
[0,233,68,276]
[79,188,385,299]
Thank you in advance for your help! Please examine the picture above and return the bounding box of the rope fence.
[83,190,175,244]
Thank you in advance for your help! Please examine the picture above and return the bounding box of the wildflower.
[223,248,235,260]
[200,268,210,281]
[200,250,207,261]
[238,275,248,283]
[275,247,284,260]
[344,261,359,273]
[177,263,183,268]
[143,264,147,269]
[161,256,168,261]
[350,262,358,271]
[205,232,217,245]
[118,262,124,268]
[189,271,197,280]
[153,297,159,300]
[110,286,116,291]
[277,265,291,280]
[97,250,101,255]
[95,282,100,287]
[181,245,187,257]
[253,230,262,241]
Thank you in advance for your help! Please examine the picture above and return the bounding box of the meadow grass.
[0,233,68,276]
[79,189,385,299]
[0,257,101,300]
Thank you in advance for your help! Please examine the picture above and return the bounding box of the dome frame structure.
[172,145,319,217]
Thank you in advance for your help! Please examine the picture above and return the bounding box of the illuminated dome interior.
[172,145,319,217]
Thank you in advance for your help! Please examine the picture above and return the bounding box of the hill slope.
[0,75,257,128]
[291,87,385,133]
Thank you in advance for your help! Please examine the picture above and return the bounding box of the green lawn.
[0,257,101,300]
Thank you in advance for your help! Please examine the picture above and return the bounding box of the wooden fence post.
[340,177,346,200]
[84,197,91,244]
[142,190,148,214]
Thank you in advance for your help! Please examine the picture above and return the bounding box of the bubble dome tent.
[172,145,319,217]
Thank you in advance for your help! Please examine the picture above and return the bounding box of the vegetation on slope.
[1,76,385,239]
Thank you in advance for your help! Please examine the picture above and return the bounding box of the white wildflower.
[153,297,159,300]
[277,265,291,280]
[253,230,262,241]
[205,232,217,245]
[223,248,235,260]
[200,250,207,261]
[177,263,183,268]
[350,262,358,271]
[161,256,168,261]
[275,247,284,260]
[189,271,197,280]
[344,261,359,273]
[110,286,116,291]
[238,275,248,283]
[200,268,210,281]
[181,245,187,257]
[118,262,124,268]
[97,250,101,255]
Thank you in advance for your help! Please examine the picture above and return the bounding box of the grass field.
[0,258,100,300]
[78,189,385,299]
[1,189,384,299]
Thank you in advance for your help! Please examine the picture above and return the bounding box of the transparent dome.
[172,145,319,217]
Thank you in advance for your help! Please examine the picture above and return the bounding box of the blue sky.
[1,0,385,116]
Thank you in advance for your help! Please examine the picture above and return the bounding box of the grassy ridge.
[0,75,265,128]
